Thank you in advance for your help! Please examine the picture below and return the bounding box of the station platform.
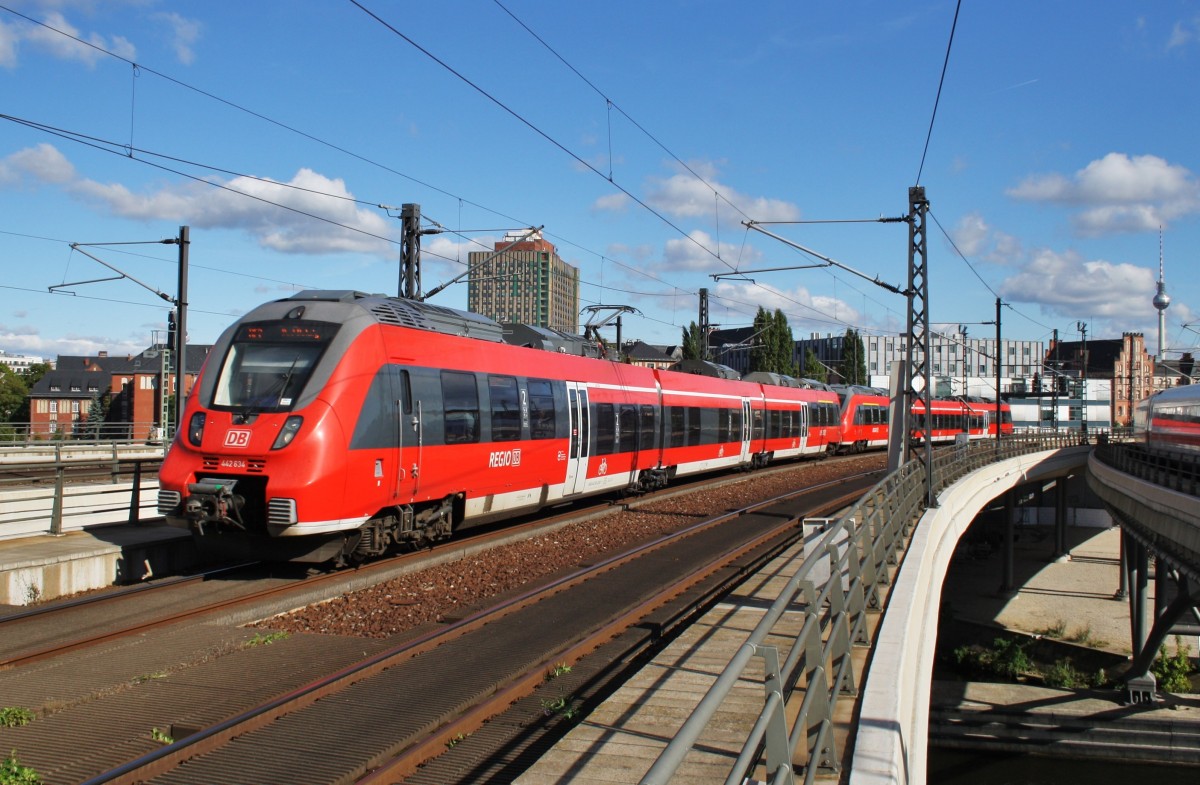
[0,522,196,606]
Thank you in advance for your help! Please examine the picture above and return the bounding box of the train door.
[739,398,753,463]
[564,383,590,495]
[393,366,420,500]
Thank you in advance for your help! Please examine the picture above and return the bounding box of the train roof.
[668,359,742,379]
[279,290,601,357]
[1143,383,1198,406]
[741,372,835,391]
[500,323,603,358]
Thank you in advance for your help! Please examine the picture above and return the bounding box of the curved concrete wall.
[849,446,1091,785]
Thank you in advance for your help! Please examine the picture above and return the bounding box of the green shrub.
[0,709,33,729]
[1152,637,1193,694]
[1043,658,1087,689]
[0,751,42,785]
[990,637,1032,680]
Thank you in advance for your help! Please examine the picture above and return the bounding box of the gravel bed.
[255,454,885,639]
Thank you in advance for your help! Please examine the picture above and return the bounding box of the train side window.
[528,379,556,440]
[488,375,521,442]
[441,371,480,444]
[752,409,764,441]
[639,405,656,451]
[718,407,731,443]
[670,407,686,448]
[618,405,637,452]
[595,403,616,454]
[687,406,702,446]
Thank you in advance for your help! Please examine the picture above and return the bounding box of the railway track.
[0,456,883,784]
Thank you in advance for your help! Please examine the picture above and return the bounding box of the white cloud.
[20,11,136,67]
[153,12,201,66]
[999,247,1157,329]
[661,230,751,272]
[0,19,18,68]
[646,161,801,224]
[1,144,397,256]
[950,212,989,256]
[1007,153,1200,236]
[947,211,1023,265]
[0,143,77,184]
[712,279,861,332]
[0,324,145,359]
[592,192,630,212]
[1167,17,1200,50]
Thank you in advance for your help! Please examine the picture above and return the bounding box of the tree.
[749,307,797,376]
[11,362,51,424]
[840,328,867,386]
[803,349,827,383]
[681,321,704,361]
[0,365,28,422]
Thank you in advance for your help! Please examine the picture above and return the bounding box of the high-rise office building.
[467,231,579,333]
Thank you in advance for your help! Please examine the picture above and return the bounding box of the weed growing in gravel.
[1037,620,1067,638]
[545,663,572,681]
[150,728,174,745]
[0,709,34,728]
[246,631,289,647]
[1065,623,1102,647]
[1,751,42,785]
[445,733,467,749]
[540,693,579,719]
[132,671,169,685]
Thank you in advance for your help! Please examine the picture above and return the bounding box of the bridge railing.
[1092,442,1200,498]
[639,432,1088,785]
[0,446,165,539]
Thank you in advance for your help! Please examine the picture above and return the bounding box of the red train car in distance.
[836,385,1012,453]
[158,291,844,565]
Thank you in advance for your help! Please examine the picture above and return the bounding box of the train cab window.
[488,375,521,442]
[213,320,337,411]
[528,379,556,440]
[441,371,480,444]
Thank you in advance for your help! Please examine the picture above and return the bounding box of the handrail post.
[51,455,65,536]
[128,460,143,524]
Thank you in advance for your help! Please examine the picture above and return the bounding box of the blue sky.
[2,1,1198,363]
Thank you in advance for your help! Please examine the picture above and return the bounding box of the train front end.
[158,293,375,563]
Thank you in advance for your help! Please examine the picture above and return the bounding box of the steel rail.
[79,471,877,785]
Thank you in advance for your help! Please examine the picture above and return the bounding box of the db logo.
[224,429,252,448]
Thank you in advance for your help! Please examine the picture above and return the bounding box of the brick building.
[28,344,210,441]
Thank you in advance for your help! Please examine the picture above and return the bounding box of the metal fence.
[1093,441,1200,498]
[0,421,171,446]
[0,443,165,538]
[640,432,1088,785]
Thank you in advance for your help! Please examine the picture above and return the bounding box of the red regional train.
[1132,384,1200,454]
[835,385,1013,453]
[158,290,846,564]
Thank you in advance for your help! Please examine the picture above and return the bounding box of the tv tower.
[1152,227,1171,357]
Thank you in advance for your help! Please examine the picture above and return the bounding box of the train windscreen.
[212,320,338,411]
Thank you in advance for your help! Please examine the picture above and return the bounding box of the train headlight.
[187,412,206,447]
[272,415,304,450]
